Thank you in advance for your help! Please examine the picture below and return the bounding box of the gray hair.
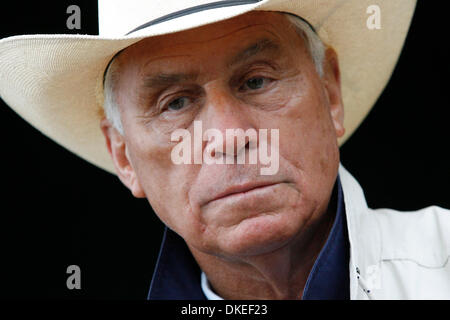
[103,13,325,135]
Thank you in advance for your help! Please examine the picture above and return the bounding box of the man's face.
[103,11,345,259]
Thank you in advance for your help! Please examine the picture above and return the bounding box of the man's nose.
[198,84,258,158]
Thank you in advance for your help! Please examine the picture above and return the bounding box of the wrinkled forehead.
[114,11,298,68]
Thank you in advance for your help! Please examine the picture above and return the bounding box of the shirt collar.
[147,176,349,300]
[301,175,350,299]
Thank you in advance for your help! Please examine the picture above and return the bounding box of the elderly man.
[1,0,449,300]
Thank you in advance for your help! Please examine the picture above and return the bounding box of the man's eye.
[167,97,189,111]
[241,77,270,91]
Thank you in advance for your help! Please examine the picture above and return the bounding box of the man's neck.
[187,195,337,300]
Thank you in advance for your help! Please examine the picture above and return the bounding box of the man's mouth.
[205,181,281,205]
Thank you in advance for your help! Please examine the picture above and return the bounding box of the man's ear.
[321,47,345,138]
[100,118,146,198]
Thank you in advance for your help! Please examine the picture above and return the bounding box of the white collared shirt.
[201,272,223,300]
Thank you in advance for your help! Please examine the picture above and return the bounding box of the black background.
[0,1,448,299]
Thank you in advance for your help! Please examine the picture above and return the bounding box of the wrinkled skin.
[101,11,345,299]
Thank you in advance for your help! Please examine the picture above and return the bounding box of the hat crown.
[98,0,238,36]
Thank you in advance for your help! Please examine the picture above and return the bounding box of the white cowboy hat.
[0,0,416,174]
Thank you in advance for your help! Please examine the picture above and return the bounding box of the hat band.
[126,0,263,35]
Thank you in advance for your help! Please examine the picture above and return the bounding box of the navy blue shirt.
[147,176,349,300]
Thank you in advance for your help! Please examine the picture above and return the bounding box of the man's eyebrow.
[227,38,281,68]
[141,38,280,89]
[142,72,199,89]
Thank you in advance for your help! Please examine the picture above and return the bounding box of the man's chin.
[212,212,303,258]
